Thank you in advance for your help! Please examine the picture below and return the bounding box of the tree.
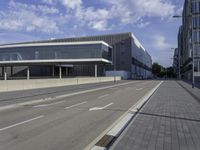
[152,62,171,78]
[152,63,162,77]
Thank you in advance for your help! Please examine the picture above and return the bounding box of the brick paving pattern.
[113,81,200,150]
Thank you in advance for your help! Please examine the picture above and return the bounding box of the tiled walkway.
[112,81,200,150]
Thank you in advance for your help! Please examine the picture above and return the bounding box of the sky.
[0,0,184,67]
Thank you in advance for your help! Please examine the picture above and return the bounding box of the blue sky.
[0,0,184,67]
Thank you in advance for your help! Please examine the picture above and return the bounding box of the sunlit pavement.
[111,81,200,150]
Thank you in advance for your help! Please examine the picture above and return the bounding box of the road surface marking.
[136,88,143,91]
[0,115,44,132]
[98,94,109,99]
[65,101,88,109]
[89,102,114,111]
[84,81,163,150]
[33,100,65,108]
[0,81,139,111]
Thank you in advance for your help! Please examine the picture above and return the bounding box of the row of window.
[193,44,200,56]
[194,59,200,72]
[192,1,200,13]
[192,16,200,28]
[0,45,112,61]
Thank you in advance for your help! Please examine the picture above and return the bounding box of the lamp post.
[173,14,195,88]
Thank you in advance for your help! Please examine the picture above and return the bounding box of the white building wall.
[131,33,152,79]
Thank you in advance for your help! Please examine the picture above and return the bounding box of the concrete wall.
[105,71,130,79]
[0,77,121,92]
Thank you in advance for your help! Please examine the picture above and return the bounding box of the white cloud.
[105,0,178,27]
[152,34,173,51]
[0,0,181,32]
[41,0,54,5]
[0,1,61,34]
[60,0,82,9]
[75,7,110,31]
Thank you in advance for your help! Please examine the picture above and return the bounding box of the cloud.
[41,0,54,5]
[0,1,61,34]
[105,0,178,26]
[152,34,173,51]
[68,0,180,31]
[60,0,82,9]
[0,0,181,33]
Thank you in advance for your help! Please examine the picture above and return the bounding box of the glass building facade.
[178,0,200,80]
[0,43,112,62]
[0,32,152,80]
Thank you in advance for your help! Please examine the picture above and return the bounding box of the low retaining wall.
[0,77,121,92]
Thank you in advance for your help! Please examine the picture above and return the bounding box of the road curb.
[87,81,163,150]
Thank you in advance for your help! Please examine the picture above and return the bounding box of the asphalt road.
[0,80,160,150]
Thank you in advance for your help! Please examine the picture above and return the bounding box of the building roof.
[0,41,111,49]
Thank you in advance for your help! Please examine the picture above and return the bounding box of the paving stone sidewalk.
[112,81,200,150]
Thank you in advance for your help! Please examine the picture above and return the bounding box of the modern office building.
[0,32,152,80]
[178,0,200,81]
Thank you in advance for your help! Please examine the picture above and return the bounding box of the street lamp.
[173,14,195,88]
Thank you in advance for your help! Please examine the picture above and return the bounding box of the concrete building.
[178,0,200,81]
[0,32,152,80]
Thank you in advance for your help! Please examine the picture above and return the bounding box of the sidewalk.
[111,81,200,150]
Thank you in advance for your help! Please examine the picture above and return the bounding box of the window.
[35,51,39,59]
[199,60,200,72]
[192,16,200,28]
[192,1,200,13]
[194,60,198,72]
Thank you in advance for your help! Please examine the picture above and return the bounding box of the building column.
[103,65,106,76]
[59,65,62,79]
[66,67,68,77]
[3,66,7,81]
[11,66,13,78]
[27,66,30,80]
[52,66,55,77]
[95,64,98,77]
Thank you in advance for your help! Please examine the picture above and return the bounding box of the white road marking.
[65,101,88,109]
[98,94,109,99]
[89,102,114,111]
[84,81,163,150]
[33,100,65,108]
[0,81,138,111]
[136,88,143,91]
[33,101,65,108]
[0,115,44,132]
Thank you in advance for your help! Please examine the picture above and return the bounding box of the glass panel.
[199,60,200,72]
[194,60,198,72]
[0,44,112,61]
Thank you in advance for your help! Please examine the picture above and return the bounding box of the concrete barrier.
[0,77,121,92]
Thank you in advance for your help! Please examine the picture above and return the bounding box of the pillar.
[52,66,55,77]
[27,66,30,80]
[59,65,62,79]
[66,67,68,77]
[103,65,106,76]
[11,66,13,78]
[95,64,98,77]
[4,66,7,81]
